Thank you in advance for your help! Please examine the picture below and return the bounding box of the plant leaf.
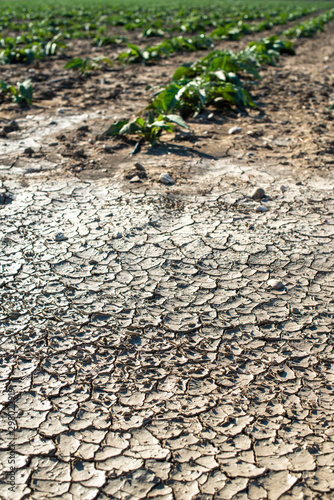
[64,58,84,69]
[166,114,189,129]
[104,120,129,136]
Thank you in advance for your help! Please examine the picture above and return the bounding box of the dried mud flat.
[0,20,334,500]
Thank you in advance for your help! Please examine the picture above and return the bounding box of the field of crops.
[1,0,334,171]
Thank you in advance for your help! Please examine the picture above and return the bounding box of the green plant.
[64,56,112,74]
[104,111,188,145]
[0,79,33,106]
[246,36,295,65]
[93,34,127,46]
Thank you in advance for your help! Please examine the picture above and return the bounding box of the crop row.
[105,8,334,146]
[1,7,333,108]
[0,4,318,37]
[0,5,319,65]
[114,8,322,64]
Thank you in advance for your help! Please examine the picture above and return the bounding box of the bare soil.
[1,19,334,186]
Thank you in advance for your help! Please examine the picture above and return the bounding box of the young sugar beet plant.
[105,111,188,146]
[103,41,288,146]
[104,9,334,148]
[0,79,33,106]
[64,56,112,75]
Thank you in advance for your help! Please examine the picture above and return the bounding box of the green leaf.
[104,120,129,136]
[149,85,179,113]
[147,111,155,125]
[213,70,227,81]
[166,114,189,129]
[119,120,142,135]
[17,79,33,106]
[135,117,145,128]
[173,65,196,81]
[64,57,84,69]
[127,43,143,56]
[96,57,113,66]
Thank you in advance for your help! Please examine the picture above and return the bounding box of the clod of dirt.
[0,188,12,206]
[251,187,266,200]
[73,149,86,159]
[134,162,146,172]
[160,173,175,185]
[124,168,147,180]
[77,125,90,133]
[228,126,242,135]
[0,120,20,137]
[267,279,284,290]
[24,147,35,156]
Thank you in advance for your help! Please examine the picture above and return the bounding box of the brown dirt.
[1,19,334,186]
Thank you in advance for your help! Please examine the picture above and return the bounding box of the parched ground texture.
[0,16,334,500]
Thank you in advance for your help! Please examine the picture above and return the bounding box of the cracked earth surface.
[0,155,334,500]
[1,18,334,500]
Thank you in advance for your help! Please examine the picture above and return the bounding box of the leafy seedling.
[104,111,188,146]
[0,79,33,106]
[64,56,112,74]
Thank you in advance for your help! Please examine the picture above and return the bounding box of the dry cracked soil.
[0,17,334,500]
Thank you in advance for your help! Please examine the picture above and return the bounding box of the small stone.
[113,232,123,239]
[291,307,300,314]
[280,185,287,193]
[24,147,34,156]
[104,145,112,153]
[57,108,65,114]
[134,162,145,171]
[268,279,284,290]
[256,205,268,212]
[208,112,214,120]
[48,142,58,147]
[55,233,68,242]
[73,149,86,159]
[247,152,254,156]
[129,176,142,183]
[159,173,175,185]
[251,187,265,200]
[228,126,242,135]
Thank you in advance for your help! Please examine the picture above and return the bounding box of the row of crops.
[1,1,334,143]
[0,3,325,65]
[105,8,334,145]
